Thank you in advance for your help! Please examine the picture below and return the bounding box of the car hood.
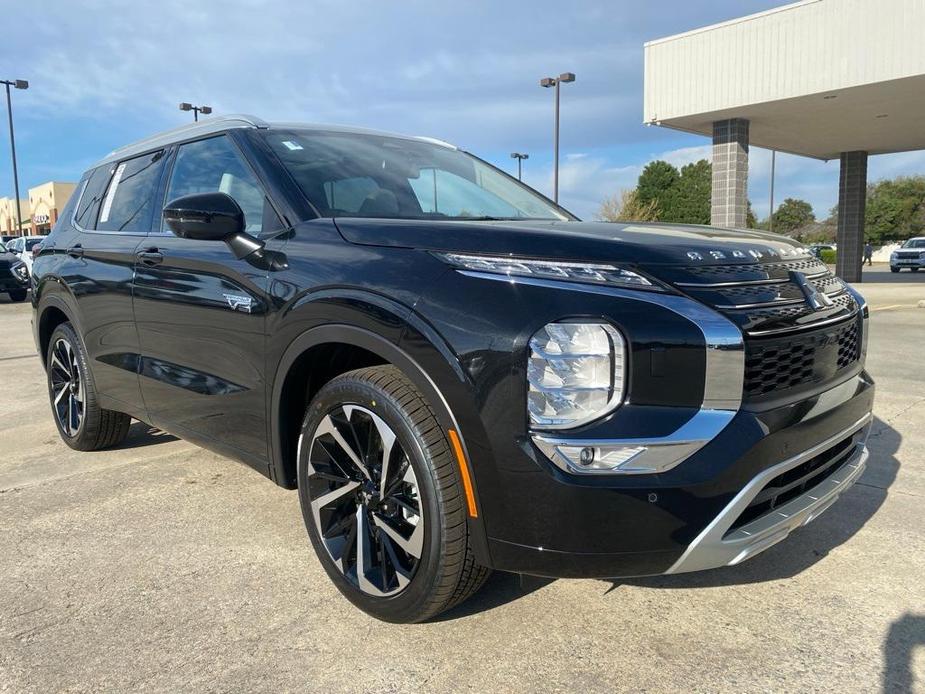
[0,251,20,269]
[333,218,805,266]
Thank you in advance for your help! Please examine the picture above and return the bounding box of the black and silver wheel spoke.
[50,338,83,437]
[306,404,423,597]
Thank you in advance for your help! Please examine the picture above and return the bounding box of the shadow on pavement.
[611,415,900,590]
[114,421,179,449]
[432,572,553,622]
[883,613,925,693]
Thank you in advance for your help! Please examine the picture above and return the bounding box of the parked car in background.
[31,116,874,622]
[890,237,925,272]
[8,235,46,275]
[809,243,835,258]
[0,240,30,301]
[1,235,17,244]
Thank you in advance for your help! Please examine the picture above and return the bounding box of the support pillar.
[711,118,750,228]
[836,151,868,283]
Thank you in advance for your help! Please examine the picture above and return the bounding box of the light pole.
[539,72,575,204]
[2,78,28,237]
[768,150,777,233]
[179,102,213,122]
[510,152,529,181]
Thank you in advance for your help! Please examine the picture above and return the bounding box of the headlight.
[528,322,625,429]
[919,251,925,259]
[11,262,28,281]
[434,253,661,290]
[891,251,898,259]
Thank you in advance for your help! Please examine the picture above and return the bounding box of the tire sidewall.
[46,322,91,444]
[297,376,451,623]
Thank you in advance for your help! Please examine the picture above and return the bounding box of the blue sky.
[3,0,925,221]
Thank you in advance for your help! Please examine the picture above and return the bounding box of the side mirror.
[163,192,288,271]
[164,192,264,260]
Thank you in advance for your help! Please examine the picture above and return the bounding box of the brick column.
[836,151,868,283]
[711,118,749,228]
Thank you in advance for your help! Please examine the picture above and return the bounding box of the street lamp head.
[179,102,193,111]
[14,80,28,90]
[539,77,556,88]
[199,106,213,115]
[510,152,529,160]
[558,72,576,83]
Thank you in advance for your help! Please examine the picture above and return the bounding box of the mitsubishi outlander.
[31,116,874,622]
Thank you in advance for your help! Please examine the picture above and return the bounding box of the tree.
[770,198,815,235]
[636,160,680,215]
[597,189,660,222]
[668,160,712,224]
[864,176,925,243]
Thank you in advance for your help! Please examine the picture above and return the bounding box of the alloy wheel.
[305,404,424,597]
[49,337,84,437]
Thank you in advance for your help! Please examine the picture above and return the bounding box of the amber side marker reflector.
[448,429,478,518]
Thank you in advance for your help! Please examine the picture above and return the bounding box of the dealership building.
[644,0,925,282]
[0,181,76,237]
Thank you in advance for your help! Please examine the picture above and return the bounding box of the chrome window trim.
[666,412,872,574]
[457,270,745,475]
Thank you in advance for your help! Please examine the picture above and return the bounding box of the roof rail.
[95,114,269,167]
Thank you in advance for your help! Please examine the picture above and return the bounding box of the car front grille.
[642,255,864,400]
[743,318,862,397]
[728,432,860,533]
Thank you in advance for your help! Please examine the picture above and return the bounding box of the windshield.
[0,241,6,253]
[264,129,570,222]
[902,239,925,248]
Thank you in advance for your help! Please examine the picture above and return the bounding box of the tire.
[912,267,920,272]
[46,321,131,451]
[890,267,900,273]
[8,289,27,302]
[297,365,490,623]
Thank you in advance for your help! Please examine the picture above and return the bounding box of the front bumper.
[0,272,29,292]
[667,414,869,573]
[891,257,925,268]
[485,371,875,578]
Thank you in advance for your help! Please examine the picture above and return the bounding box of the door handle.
[136,248,163,266]
[66,244,83,258]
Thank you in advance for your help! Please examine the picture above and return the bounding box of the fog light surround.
[528,321,625,430]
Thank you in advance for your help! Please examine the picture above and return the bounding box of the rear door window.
[96,151,166,232]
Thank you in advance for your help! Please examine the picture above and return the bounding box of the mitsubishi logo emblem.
[790,271,834,311]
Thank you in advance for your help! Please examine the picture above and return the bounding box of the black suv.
[32,115,874,622]
[0,240,30,301]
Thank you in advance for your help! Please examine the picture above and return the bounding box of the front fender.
[266,291,494,566]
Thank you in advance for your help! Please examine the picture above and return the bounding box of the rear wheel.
[297,365,490,622]
[46,322,131,451]
[912,267,920,272]
[8,289,26,302]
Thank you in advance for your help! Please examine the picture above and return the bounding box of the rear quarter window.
[74,166,112,230]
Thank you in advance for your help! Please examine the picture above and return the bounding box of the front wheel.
[890,267,900,273]
[8,289,27,302]
[297,365,490,622]
[46,322,131,450]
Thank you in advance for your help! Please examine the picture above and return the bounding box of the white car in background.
[890,237,925,272]
[7,235,46,276]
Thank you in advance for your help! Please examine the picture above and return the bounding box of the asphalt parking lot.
[1,267,923,693]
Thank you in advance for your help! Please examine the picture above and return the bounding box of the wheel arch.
[269,321,493,565]
[36,289,81,367]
